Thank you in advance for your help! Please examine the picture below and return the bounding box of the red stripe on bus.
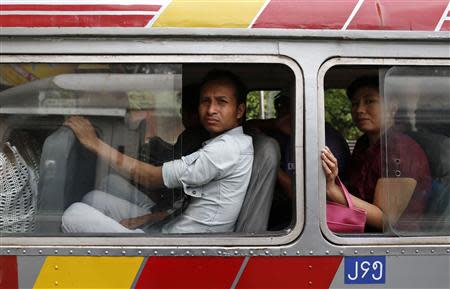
[0,5,161,12]
[0,256,18,289]
[252,0,359,29]
[236,256,342,289]
[441,20,450,31]
[135,257,244,289]
[347,0,449,31]
[0,15,153,27]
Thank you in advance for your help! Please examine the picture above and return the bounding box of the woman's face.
[350,86,382,135]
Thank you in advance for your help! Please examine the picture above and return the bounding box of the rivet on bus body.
[265,250,270,255]
[39,250,43,254]
[87,250,91,255]
[370,250,374,254]
[202,250,206,255]
[431,249,435,253]
[122,251,126,255]
[296,251,300,255]
[415,249,419,254]
[6,250,10,254]
[309,251,314,255]
[69,250,73,254]
[218,250,222,255]
[446,249,450,253]
[138,251,142,255]
[386,250,390,254]
[282,251,287,256]
[186,251,190,255]
[401,250,405,254]
[308,281,313,286]
[170,251,175,255]
[325,250,330,255]
[154,250,158,255]
[354,250,358,255]
[234,251,239,255]
[54,265,58,270]
[54,250,58,254]
[249,250,254,255]
[54,281,58,286]
[105,250,109,255]
[339,251,344,255]
[22,250,26,254]
[308,265,313,269]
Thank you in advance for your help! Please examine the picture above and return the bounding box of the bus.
[0,1,449,288]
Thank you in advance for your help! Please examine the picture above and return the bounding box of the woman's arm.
[321,146,384,230]
[64,116,164,189]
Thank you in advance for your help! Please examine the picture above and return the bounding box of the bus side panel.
[0,256,18,289]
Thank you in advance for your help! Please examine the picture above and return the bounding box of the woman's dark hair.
[346,76,379,100]
[200,69,247,105]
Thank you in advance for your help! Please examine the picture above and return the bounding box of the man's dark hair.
[346,76,379,100]
[182,83,200,114]
[200,69,247,105]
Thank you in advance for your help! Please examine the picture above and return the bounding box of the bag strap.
[336,176,355,209]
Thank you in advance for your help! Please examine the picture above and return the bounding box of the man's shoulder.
[207,127,253,154]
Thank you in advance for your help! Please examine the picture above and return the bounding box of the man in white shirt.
[62,70,254,234]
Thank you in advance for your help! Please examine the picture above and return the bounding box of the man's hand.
[120,211,169,230]
[64,116,100,152]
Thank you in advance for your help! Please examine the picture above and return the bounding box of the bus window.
[0,62,297,238]
[384,66,450,236]
[323,64,449,237]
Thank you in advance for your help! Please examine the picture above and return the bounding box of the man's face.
[198,80,245,135]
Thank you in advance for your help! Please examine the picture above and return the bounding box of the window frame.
[0,54,304,247]
[318,57,450,245]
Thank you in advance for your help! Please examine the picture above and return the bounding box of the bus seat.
[37,126,97,232]
[235,133,280,233]
[408,130,450,233]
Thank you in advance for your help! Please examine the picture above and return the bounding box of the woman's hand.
[321,146,345,203]
[321,146,339,184]
[64,116,100,152]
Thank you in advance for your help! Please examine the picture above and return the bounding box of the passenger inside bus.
[245,93,350,230]
[61,70,254,234]
[321,76,432,232]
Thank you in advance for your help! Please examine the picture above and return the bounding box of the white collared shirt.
[161,126,253,233]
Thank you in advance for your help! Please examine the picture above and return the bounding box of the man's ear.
[236,103,246,120]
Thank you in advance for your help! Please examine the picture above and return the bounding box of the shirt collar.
[203,126,243,146]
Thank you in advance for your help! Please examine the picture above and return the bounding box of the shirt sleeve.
[162,135,241,190]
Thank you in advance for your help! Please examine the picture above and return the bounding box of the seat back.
[37,126,97,232]
[235,133,280,233]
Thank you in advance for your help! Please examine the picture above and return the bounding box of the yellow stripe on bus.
[153,0,266,28]
[33,256,143,289]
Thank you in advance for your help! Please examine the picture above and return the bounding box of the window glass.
[0,62,296,237]
[324,65,449,237]
[384,66,450,236]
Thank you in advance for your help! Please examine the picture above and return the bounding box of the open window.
[322,62,450,238]
[0,60,299,243]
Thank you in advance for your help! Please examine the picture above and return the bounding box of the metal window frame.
[0,54,304,248]
[318,57,450,246]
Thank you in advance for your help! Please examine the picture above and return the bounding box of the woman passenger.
[321,76,431,232]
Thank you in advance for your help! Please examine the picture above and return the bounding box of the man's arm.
[65,116,165,189]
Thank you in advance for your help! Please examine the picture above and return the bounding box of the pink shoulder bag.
[326,177,367,233]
